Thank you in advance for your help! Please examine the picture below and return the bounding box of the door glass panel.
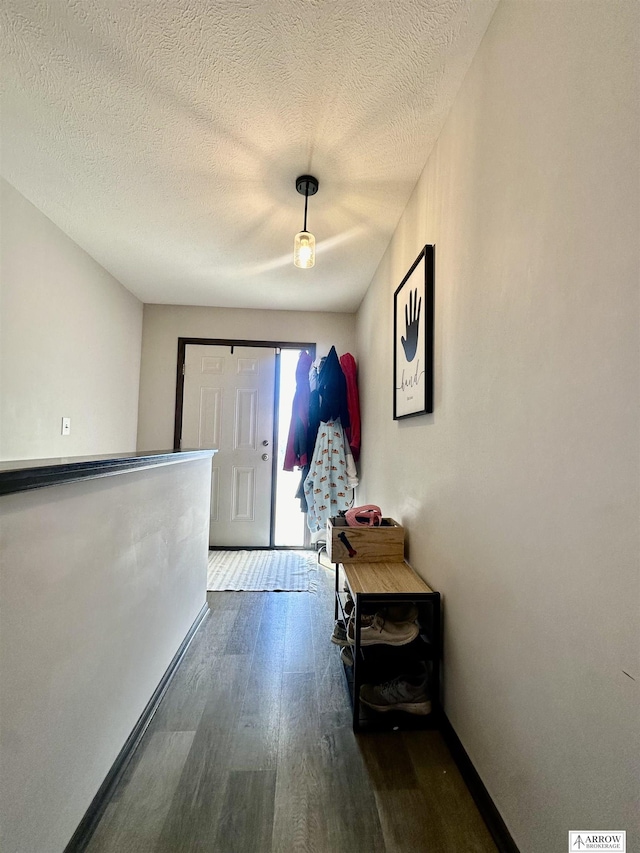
[274,348,307,547]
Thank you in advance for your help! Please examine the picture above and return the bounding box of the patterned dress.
[303,418,358,535]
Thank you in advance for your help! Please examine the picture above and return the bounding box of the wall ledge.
[0,449,215,496]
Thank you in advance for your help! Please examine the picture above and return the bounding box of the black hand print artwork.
[401,288,421,362]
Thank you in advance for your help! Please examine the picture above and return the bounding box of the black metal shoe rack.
[334,561,442,733]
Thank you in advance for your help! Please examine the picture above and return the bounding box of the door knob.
[262,453,269,461]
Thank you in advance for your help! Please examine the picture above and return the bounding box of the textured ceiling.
[1,0,497,312]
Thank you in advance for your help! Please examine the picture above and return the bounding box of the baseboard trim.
[440,713,520,853]
[64,602,210,853]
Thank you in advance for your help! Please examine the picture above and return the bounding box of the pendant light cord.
[303,182,309,232]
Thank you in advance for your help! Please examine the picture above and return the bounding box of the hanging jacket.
[283,350,313,471]
[339,352,361,462]
[303,418,358,535]
[306,361,322,466]
[318,346,350,427]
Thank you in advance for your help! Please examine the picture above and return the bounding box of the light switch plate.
[61,417,71,436]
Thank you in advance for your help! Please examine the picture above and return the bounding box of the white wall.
[0,456,211,853]
[0,179,143,461]
[356,2,639,850]
[137,303,356,450]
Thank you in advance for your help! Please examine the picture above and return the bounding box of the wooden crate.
[326,516,404,563]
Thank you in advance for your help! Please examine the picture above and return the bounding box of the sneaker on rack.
[359,676,432,715]
[345,612,372,643]
[340,646,353,666]
[382,603,419,624]
[347,612,419,647]
[330,619,349,647]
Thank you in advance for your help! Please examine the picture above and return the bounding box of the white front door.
[181,344,277,547]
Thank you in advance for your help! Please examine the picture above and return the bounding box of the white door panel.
[182,344,276,547]
[198,387,222,447]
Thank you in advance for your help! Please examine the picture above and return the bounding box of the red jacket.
[340,353,361,461]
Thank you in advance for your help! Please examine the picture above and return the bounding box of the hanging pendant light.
[293,175,318,269]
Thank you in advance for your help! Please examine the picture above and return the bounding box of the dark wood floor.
[85,566,497,853]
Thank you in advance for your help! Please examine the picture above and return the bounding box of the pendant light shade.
[294,230,315,269]
[293,175,318,269]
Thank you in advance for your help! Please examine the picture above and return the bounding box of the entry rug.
[207,549,318,592]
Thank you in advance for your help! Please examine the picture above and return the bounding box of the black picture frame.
[393,244,434,419]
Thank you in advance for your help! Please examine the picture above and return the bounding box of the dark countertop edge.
[0,449,216,497]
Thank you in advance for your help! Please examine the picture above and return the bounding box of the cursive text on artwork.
[396,358,425,395]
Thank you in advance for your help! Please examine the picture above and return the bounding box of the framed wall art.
[393,244,434,419]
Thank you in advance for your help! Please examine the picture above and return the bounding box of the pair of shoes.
[340,646,353,666]
[347,612,418,647]
[359,675,432,715]
[330,619,349,647]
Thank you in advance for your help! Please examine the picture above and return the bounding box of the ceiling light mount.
[294,175,319,269]
[296,175,319,197]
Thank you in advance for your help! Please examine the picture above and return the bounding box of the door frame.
[174,337,316,548]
